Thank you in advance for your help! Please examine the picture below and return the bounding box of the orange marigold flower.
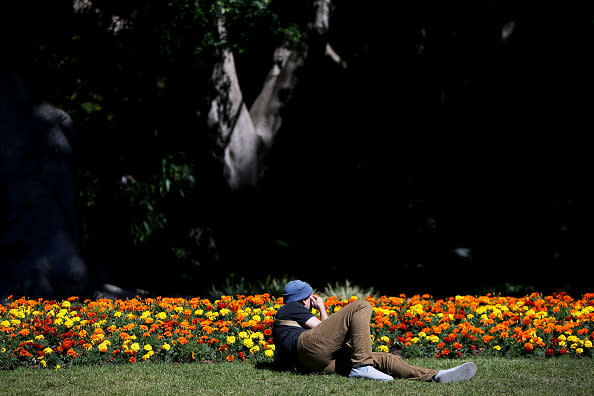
[524,342,534,352]
[226,355,235,362]
[129,357,137,363]
[178,337,188,345]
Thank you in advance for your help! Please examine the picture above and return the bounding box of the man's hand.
[309,295,325,310]
[309,294,328,321]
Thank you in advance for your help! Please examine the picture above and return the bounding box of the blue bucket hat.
[283,280,313,303]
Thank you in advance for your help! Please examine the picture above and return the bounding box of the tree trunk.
[207,0,334,191]
[0,70,89,299]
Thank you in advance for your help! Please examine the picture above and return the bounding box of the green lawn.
[0,357,592,396]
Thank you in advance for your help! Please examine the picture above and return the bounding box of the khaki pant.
[296,300,438,381]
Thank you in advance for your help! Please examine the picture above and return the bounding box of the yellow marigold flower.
[220,308,230,316]
[238,331,248,339]
[43,347,53,355]
[249,345,260,354]
[40,360,47,368]
[144,344,153,352]
[265,349,274,358]
[194,309,203,316]
[131,343,140,352]
[576,348,584,354]
[1,320,10,328]
[380,336,390,343]
[411,337,419,344]
[35,334,44,341]
[61,301,71,308]
[243,338,254,348]
[467,314,474,319]
[55,364,61,370]
[418,332,427,338]
[378,345,389,352]
[114,311,122,318]
[156,312,167,320]
[1,348,6,353]
[252,315,261,322]
[227,336,236,345]
[493,345,502,351]
[584,340,592,348]
[161,343,171,351]
[98,343,108,353]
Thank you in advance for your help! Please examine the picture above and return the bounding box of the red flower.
[546,348,554,357]
[62,338,73,350]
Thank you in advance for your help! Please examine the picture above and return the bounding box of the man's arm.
[304,295,328,328]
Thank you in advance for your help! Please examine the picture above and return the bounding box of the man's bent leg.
[297,300,375,370]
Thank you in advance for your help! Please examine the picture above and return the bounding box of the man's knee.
[351,299,371,310]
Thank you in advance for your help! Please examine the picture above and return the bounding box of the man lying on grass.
[272,280,477,383]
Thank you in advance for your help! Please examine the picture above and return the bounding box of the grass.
[0,357,592,396]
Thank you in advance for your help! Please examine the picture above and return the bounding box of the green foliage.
[321,280,378,300]
[121,153,196,245]
[209,273,293,297]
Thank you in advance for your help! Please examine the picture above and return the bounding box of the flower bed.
[1,292,592,369]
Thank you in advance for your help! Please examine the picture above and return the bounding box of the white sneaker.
[349,365,394,381]
[434,362,477,383]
